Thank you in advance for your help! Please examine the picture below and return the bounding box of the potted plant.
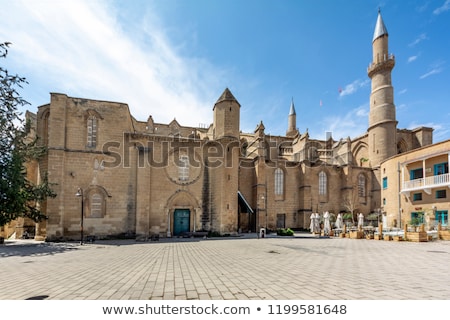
[438,224,450,240]
[405,223,428,242]
[342,213,353,226]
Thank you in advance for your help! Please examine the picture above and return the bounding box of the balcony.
[402,173,450,195]
[367,53,395,77]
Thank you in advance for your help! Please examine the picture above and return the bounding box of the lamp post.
[75,188,84,245]
[261,195,267,230]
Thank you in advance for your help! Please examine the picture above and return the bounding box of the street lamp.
[75,188,84,245]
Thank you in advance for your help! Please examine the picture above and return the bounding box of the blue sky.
[1,0,449,142]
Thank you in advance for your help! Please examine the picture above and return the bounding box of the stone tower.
[367,10,397,167]
[210,88,240,233]
[213,88,240,140]
[286,98,297,137]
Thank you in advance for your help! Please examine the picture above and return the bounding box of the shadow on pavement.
[0,240,79,258]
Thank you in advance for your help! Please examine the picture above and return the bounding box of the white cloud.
[338,79,369,98]
[416,2,429,12]
[433,0,450,15]
[0,0,227,127]
[407,55,418,63]
[419,69,442,79]
[419,61,445,79]
[408,33,427,47]
[314,104,369,139]
[398,89,408,95]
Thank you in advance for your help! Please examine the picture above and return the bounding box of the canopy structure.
[238,191,254,214]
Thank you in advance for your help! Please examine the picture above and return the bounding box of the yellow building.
[381,140,450,229]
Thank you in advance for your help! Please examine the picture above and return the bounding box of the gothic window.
[89,193,103,218]
[41,109,50,145]
[87,115,97,148]
[85,186,109,218]
[179,155,189,181]
[274,168,284,195]
[358,174,366,197]
[308,147,318,162]
[397,139,408,154]
[319,171,327,195]
[241,140,248,157]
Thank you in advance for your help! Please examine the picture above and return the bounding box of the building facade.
[12,11,446,241]
[381,140,450,230]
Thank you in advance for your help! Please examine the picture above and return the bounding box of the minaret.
[367,10,397,167]
[286,98,297,137]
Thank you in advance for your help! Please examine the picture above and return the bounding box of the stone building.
[14,11,444,241]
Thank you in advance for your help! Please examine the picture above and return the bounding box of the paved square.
[1,235,449,300]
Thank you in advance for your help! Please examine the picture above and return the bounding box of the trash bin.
[259,228,266,238]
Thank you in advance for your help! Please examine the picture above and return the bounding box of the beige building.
[10,11,446,241]
[381,140,450,229]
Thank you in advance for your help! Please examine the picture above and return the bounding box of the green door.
[435,210,448,227]
[173,209,190,236]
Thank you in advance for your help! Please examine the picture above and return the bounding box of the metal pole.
[80,189,84,245]
[265,194,267,230]
[81,195,84,244]
[397,162,402,228]
[264,181,268,231]
[256,208,259,234]
[76,188,84,245]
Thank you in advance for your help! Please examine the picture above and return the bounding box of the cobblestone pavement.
[1,234,449,300]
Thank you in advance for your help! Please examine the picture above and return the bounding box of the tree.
[341,185,359,225]
[0,42,56,232]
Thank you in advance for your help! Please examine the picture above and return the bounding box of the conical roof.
[289,98,296,115]
[215,88,240,105]
[373,10,388,42]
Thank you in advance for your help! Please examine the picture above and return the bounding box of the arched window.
[87,115,97,148]
[308,147,318,162]
[84,186,109,218]
[274,168,284,195]
[397,139,408,154]
[319,171,327,195]
[178,155,189,181]
[41,109,50,145]
[90,193,103,218]
[358,174,366,197]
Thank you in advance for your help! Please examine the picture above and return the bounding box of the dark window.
[413,193,422,201]
[276,214,286,229]
[410,168,423,180]
[434,162,448,175]
[358,174,366,197]
[436,190,447,199]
